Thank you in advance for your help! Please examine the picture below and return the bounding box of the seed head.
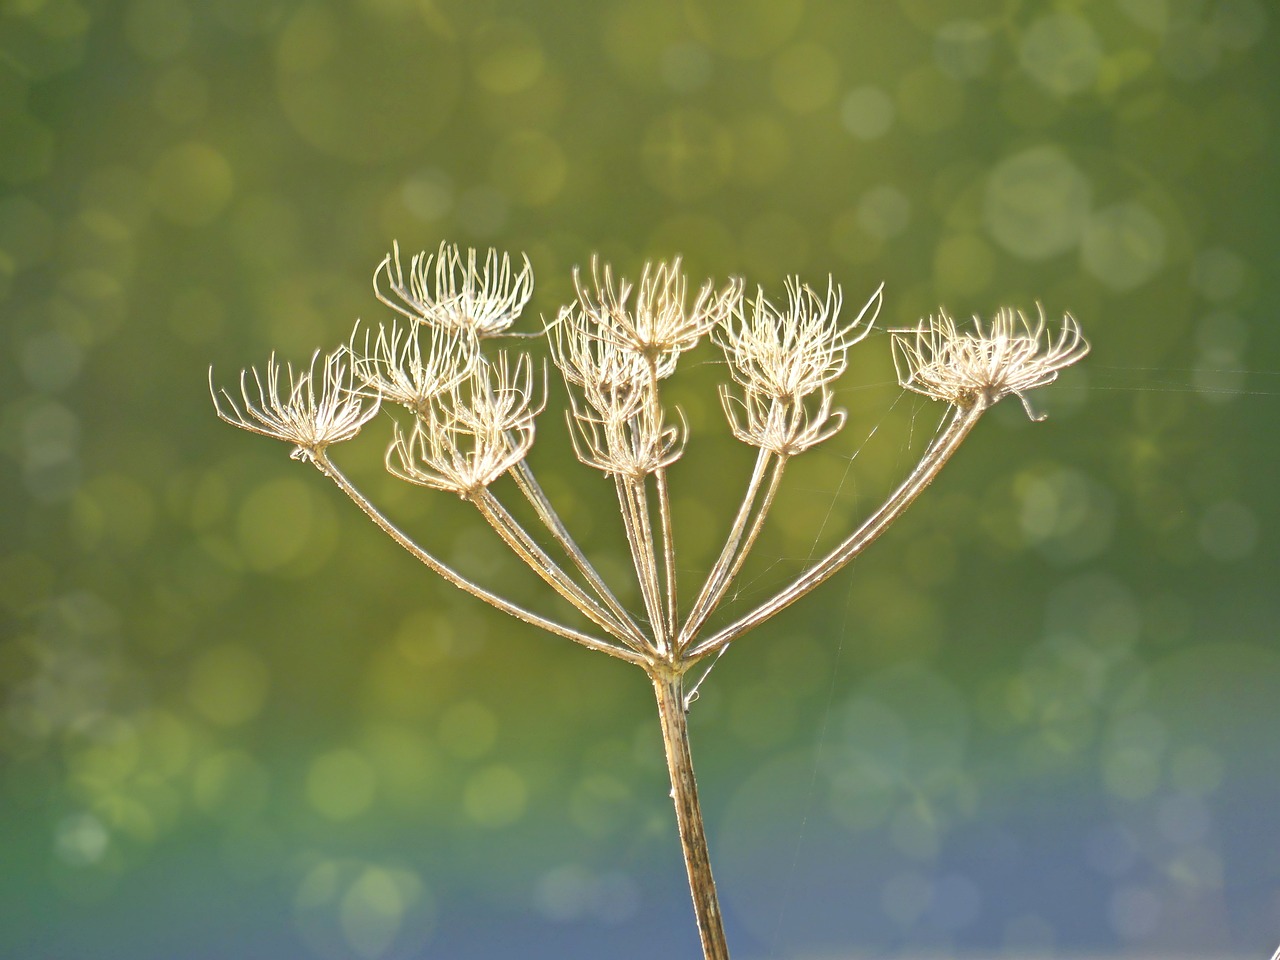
[350,318,478,416]
[716,279,881,401]
[548,304,653,418]
[719,384,845,456]
[374,240,533,338]
[386,352,542,496]
[572,256,739,368]
[210,347,378,461]
[892,306,1089,418]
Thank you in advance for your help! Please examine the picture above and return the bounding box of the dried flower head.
[719,384,846,456]
[717,279,881,401]
[567,392,687,479]
[892,306,1089,419]
[374,240,533,338]
[573,256,738,368]
[210,348,378,461]
[351,318,478,415]
[387,352,542,496]
[549,305,652,416]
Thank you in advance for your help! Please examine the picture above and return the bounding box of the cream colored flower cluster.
[211,240,1088,663]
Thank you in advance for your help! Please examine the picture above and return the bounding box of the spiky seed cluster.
[718,279,856,399]
[572,256,738,369]
[551,259,736,478]
[714,279,882,456]
[375,240,534,338]
[387,352,542,497]
[351,319,478,415]
[892,306,1090,419]
[209,348,378,461]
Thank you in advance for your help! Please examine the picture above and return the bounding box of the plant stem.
[685,399,987,660]
[652,670,730,960]
[316,454,646,665]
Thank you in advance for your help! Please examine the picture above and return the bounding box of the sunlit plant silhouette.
[211,242,1088,960]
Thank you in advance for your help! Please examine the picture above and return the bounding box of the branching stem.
[316,454,646,666]
[686,400,987,660]
[680,447,787,652]
[510,459,646,645]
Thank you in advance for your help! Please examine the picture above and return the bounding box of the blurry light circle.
[275,4,461,164]
[840,85,894,141]
[1018,12,1102,97]
[642,108,733,201]
[984,145,1092,261]
[684,0,803,59]
[472,19,545,95]
[934,20,991,79]
[295,859,435,960]
[1080,201,1167,292]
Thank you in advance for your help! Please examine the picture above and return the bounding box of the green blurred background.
[2,0,1277,957]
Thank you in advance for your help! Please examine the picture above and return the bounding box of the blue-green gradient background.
[2,0,1277,957]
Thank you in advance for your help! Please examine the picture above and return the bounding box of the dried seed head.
[548,304,653,418]
[350,318,478,415]
[892,307,1089,418]
[374,240,533,338]
[572,256,739,369]
[386,352,542,496]
[719,384,846,456]
[717,279,881,401]
[210,347,378,461]
[567,397,687,479]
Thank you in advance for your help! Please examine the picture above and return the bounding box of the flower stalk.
[211,241,1087,960]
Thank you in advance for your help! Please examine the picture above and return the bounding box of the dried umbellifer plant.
[210,240,1088,960]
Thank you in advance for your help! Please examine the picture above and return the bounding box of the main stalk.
[652,670,730,960]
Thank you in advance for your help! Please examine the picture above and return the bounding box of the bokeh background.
[2,0,1277,957]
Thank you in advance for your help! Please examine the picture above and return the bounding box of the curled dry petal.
[210,347,378,461]
[566,395,688,479]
